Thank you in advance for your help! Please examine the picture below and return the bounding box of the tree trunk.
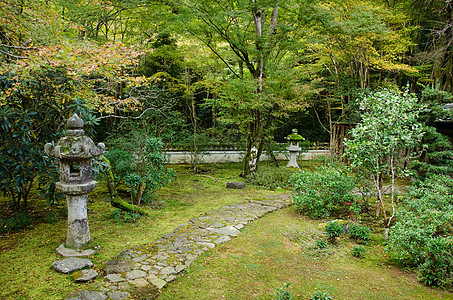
[102,157,148,215]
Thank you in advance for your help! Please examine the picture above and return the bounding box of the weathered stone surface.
[226,181,246,189]
[52,257,93,274]
[141,265,152,271]
[64,194,294,298]
[73,269,98,282]
[117,249,134,258]
[132,254,149,263]
[175,264,186,273]
[146,275,167,289]
[117,282,130,290]
[105,274,126,283]
[128,278,149,288]
[126,269,147,280]
[107,291,130,300]
[57,244,96,257]
[207,226,241,237]
[213,235,231,245]
[160,266,176,277]
[66,290,107,300]
[104,260,131,274]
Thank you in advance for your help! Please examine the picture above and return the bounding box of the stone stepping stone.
[52,257,93,274]
[107,291,130,300]
[66,290,107,300]
[57,244,96,257]
[226,182,246,189]
[104,260,131,274]
[73,269,99,282]
[105,274,126,283]
[126,269,147,280]
[65,195,293,298]
[146,274,167,289]
[207,226,241,237]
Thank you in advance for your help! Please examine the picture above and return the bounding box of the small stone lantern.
[44,113,105,248]
[286,129,304,168]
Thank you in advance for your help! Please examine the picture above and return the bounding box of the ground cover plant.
[387,174,453,289]
[0,163,276,299]
[158,207,453,299]
[291,165,355,219]
[0,162,452,299]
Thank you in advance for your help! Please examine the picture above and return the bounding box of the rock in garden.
[226,182,246,189]
[126,269,147,280]
[73,269,98,282]
[66,290,107,300]
[107,291,130,300]
[52,257,94,274]
[57,244,96,257]
[207,226,241,237]
[104,260,132,274]
[146,275,167,289]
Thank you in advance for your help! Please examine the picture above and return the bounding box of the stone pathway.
[67,194,292,300]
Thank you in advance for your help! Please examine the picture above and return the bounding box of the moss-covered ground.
[0,162,451,299]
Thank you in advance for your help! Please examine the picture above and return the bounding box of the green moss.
[286,133,305,141]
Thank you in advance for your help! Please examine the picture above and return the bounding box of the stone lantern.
[286,129,304,168]
[44,113,105,249]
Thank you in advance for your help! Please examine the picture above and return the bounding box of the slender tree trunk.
[102,157,148,215]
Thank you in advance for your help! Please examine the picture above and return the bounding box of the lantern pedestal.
[44,113,104,250]
[287,144,301,168]
[286,129,304,169]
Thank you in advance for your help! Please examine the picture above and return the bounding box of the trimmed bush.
[349,224,371,244]
[352,246,366,258]
[246,166,296,190]
[291,166,355,219]
[325,221,343,242]
[387,175,453,289]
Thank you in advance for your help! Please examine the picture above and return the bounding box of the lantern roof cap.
[67,113,84,129]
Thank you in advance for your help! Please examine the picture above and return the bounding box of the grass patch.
[0,163,281,299]
[159,207,453,299]
[0,162,449,299]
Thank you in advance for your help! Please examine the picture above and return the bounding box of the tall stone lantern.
[44,113,105,248]
[286,129,304,168]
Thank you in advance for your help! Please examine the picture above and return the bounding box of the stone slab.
[73,269,98,282]
[52,257,93,274]
[128,278,149,288]
[66,290,107,300]
[126,269,147,280]
[57,244,96,257]
[146,275,167,289]
[104,260,132,274]
[226,182,246,189]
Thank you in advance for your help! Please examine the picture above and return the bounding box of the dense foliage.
[291,166,355,219]
[105,131,176,207]
[344,89,424,225]
[387,175,453,289]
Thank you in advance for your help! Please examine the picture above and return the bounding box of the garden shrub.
[349,224,371,244]
[0,212,33,233]
[387,175,453,289]
[315,240,328,249]
[105,131,176,207]
[325,221,343,242]
[310,291,332,300]
[352,246,366,258]
[246,166,296,189]
[291,166,355,219]
[109,209,141,223]
[274,282,293,300]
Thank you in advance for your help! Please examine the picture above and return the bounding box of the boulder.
[226,182,246,189]
[52,257,93,274]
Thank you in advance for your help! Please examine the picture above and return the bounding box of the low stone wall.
[165,149,330,164]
